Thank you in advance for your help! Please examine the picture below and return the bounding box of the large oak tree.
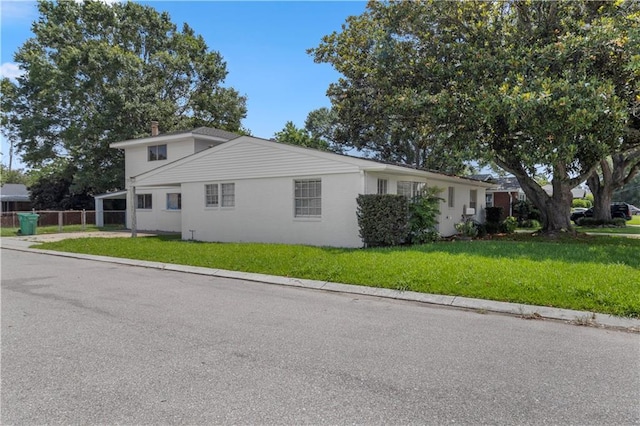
[311,0,638,232]
[8,0,247,195]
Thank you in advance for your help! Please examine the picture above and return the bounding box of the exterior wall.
[124,138,196,182]
[363,173,487,237]
[128,186,182,232]
[492,192,517,220]
[180,173,363,247]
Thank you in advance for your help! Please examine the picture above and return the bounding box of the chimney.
[151,121,159,136]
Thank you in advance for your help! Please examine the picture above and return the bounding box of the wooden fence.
[0,210,126,228]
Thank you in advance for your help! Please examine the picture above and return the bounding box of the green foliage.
[572,198,592,208]
[303,107,344,154]
[0,165,29,185]
[501,216,518,234]
[311,1,638,231]
[614,174,640,206]
[455,220,479,238]
[356,194,410,247]
[28,159,94,210]
[273,121,330,151]
[512,200,542,224]
[577,218,627,228]
[9,0,247,195]
[485,206,503,224]
[408,186,442,243]
[521,219,541,229]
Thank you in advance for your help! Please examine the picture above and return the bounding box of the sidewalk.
[2,233,639,332]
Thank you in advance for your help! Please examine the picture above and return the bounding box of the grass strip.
[35,234,640,318]
[0,225,124,237]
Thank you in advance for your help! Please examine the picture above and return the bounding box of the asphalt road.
[2,249,639,425]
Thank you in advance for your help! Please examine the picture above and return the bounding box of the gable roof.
[132,135,494,189]
[110,127,240,149]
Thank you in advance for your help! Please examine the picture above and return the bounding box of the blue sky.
[0,0,367,168]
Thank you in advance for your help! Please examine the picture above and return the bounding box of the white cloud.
[0,63,24,80]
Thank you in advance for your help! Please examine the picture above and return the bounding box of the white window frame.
[221,183,235,207]
[205,184,219,207]
[166,193,181,210]
[469,189,477,210]
[377,179,388,195]
[486,193,494,208]
[294,179,321,218]
[136,194,152,210]
[148,144,167,161]
[398,181,425,199]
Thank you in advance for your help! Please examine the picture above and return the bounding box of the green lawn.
[35,234,640,318]
[0,224,124,237]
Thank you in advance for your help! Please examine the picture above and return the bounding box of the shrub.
[501,216,518,234]
[485,221,501,234]
[485,206,503,223]
[576,217,627,228]
[572,198,592,209]
[356,194,410,247]
[408,186,442,244]
[521,219,541,229]
[455,220,478,238]
[512,200,541,224]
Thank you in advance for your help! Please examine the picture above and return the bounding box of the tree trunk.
[587,160,613,221]
[587,153,640,221]
[520,178,574,232]
[495,159,576,233]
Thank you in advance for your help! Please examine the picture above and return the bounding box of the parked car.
[629,204,640,215]
[570,202,633,223]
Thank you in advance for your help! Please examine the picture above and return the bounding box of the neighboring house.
[542,184,592,199]
[0,183,32,213]
[470,175,525,220]
[110,127,493,247]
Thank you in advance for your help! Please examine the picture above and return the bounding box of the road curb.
[2,242,639,332]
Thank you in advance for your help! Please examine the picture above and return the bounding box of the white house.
[109,127,493,247]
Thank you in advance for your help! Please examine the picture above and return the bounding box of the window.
[166,193,181,210]
[486,193,494,208]
[377,179,388,195]
[205,184,219,207]
[469,189,477,210]
[448,186,455,208]
[221,183,235,207]
[204,183,234,208]
[295,179,321,217]
[397,181,425,199]
[136,194,152,209]
[148,144,167,161]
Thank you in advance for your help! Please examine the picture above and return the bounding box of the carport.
[94,190,127,227]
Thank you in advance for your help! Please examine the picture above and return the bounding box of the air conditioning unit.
[465,207,475,215]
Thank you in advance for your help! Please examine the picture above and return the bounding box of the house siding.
[135,138,362,186]
[124,138,197,180]
[363,173,487,236]
[128,186,182,232]
[181,173,362,247]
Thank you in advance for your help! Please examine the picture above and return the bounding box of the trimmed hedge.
[486,206,503,224]
[357,194,410,247]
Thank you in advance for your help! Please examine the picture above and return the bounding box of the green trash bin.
[17,213,39,235]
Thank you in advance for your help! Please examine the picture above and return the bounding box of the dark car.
[570,202,633,224]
